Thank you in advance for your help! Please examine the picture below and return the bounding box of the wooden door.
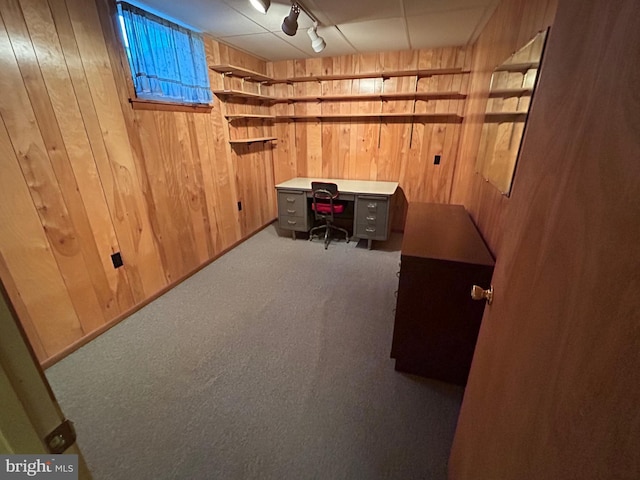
[448,0,640,478]
[0,282,91,476]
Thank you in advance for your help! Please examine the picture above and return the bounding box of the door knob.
[471,285,493,305]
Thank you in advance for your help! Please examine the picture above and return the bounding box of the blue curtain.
[118,2,213,104]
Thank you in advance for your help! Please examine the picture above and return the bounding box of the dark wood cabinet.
[391,203,495,386]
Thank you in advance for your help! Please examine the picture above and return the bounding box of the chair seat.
[312,203,345,214]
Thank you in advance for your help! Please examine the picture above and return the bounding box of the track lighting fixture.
[307,24,326,53]
[281,4,300,36]
[281,2,327,53]
[249,0,270,14]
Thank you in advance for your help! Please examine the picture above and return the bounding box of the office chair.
[309,182,350,249]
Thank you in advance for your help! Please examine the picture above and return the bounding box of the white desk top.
[276,177,398,196]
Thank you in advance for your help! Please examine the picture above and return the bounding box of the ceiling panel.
[126,0,499,61]
[407,7,488,48]
[404,0,497,16]
[223,0,314,32]
[336,18,410,53]
[220,33,308,61]
[302,0,403,25]
[272,27,358,59]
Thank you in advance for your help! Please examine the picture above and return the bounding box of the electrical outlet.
[111,252,123,269]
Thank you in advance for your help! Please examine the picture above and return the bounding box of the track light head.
[307,25,326,53]
[281,4,300,36]
[249,0,270,14]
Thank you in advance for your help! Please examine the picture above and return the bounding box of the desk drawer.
[355,195,389,239]
[277,191,306,218]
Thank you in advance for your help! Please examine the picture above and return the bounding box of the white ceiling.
[126,0,500,62]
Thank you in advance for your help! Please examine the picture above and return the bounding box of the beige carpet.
[46,224,463,480]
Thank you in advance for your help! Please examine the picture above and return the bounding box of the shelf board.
[210,64,470,85]
[228,136,277,144]
[225,114,276,120]
[275,113,462,123]
[269,67,470,84]
[212,89,275,101]
[272,91,467,103]
[209,64,272,82]
[484,111,528,122]
[489,88,533,97]
[495,62,539,72]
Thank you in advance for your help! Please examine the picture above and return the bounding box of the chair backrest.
[311,182,339,200]
[311,182,339,220]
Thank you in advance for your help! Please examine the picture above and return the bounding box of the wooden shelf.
[212,89,275,101]
[484,111,528,122]
[269,68,469,83]
[489,88,533,97]
[210,64,469,84]
[495,62,539,72]
[275,113,462,123]
[228,136,277,144]
[209,64,272,82]
[272,91,467,103]
[225,114,275,120]
[269,67,470,84]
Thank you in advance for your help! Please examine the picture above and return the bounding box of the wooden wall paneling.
[0,252,47,360]
[450,0,557,255]
[334,56,353,180]
[353,53,381,180]
[183,113,216,262]
[133,110,187,281]
[76,0,168,300]
[48,0,135,313]
[300,60,323,178]
[0,2,107,334]
[192,113,223,253]
[0,119,83,359]
[207,99,241,249]
[19,0,129,322]
[271,61,296,184]
[154,110,202,275]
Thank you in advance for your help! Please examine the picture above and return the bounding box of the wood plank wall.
[0,0,275,365]
[450,0,557,255]
[266,48,471,229]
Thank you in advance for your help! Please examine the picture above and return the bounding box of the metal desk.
[275,177,399,249]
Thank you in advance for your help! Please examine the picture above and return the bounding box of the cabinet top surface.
[402,203,494,266]
[276,177,398,196]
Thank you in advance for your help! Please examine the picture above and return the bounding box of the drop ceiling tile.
[404,0,497,16]
[220,33,308,61]
[272,27,358,59]
[134,0,266,36]
[302,0,403,25]
[407,7,487,48]
[337,18,410,53]
[223,1,314,32]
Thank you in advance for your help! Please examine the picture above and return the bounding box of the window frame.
[115,1,213,113]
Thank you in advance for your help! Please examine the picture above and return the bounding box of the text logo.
[0,455,77,479]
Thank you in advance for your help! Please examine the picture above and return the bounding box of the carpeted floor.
[46,225,463,480]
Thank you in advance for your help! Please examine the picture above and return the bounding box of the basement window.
[116,2,213,109]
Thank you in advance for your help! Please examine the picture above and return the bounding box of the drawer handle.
[367,203,377,210]
[287,220,297,225]
[286,197,296,203]
[287,209,296,214]
[366,215,376,221]
[365,227,376,233]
